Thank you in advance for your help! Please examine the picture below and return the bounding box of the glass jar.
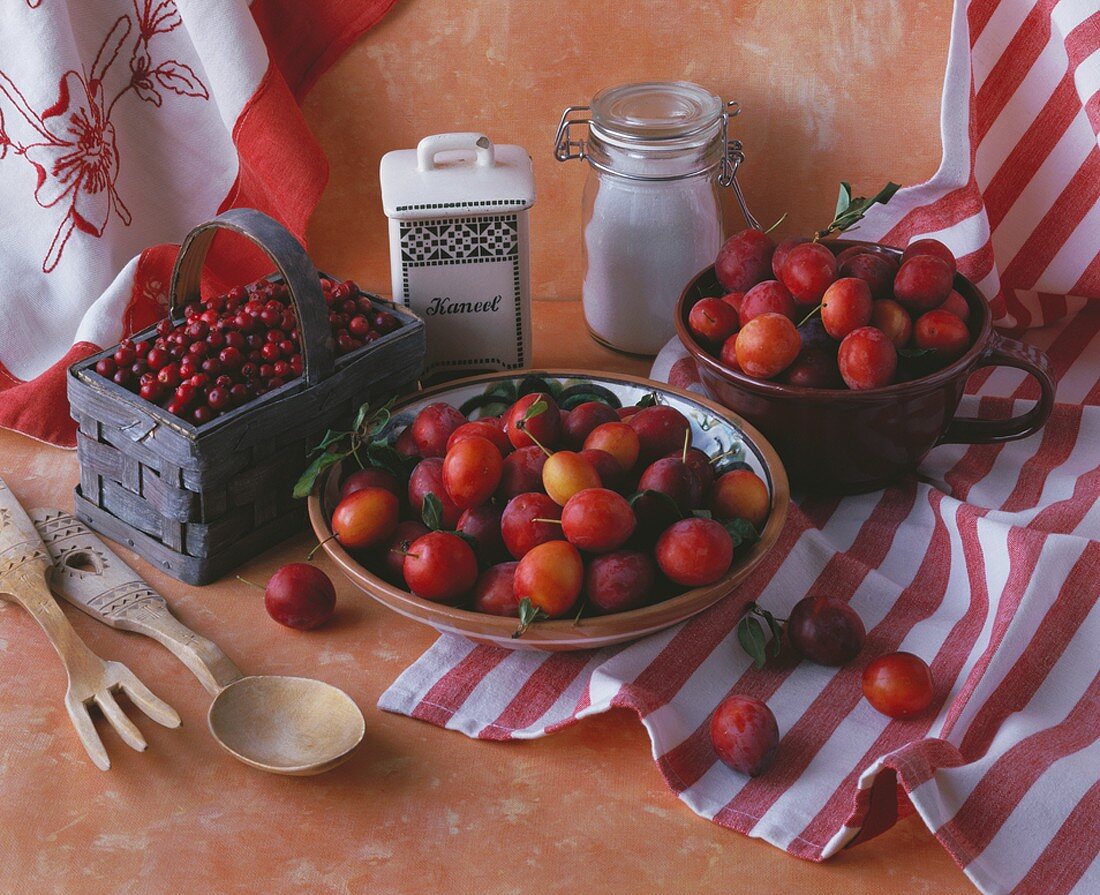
[555,81,759,355]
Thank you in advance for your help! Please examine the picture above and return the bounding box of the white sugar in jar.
[555,82,759,355]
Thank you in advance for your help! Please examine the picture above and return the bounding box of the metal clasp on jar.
[553,99,761,230]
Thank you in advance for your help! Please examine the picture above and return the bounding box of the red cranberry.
[201,358,221,376]
[278,339,295,357]
[348,315,371,337]
[273,360,290,378]
[207,387,230,410]
[188,341,208,358]
[219,346,243,369]
[229,384,251,405]
[114,346,136,366]
[139,382,162,402]
[259,363,274,379]
[157,365,180,387]
[95,357,117,377]
[156,320,172,336]
[373,311,399,334]
[261,343,281,361]
[192,405,214,425]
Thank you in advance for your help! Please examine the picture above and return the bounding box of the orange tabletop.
[0,300,974,894]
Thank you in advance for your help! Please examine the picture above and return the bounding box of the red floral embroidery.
[0,1,208,272]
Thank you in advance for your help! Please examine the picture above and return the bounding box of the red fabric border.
[0,1,395,447]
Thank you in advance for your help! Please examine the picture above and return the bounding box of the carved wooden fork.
[0,476,179,770]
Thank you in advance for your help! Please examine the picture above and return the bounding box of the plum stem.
[307,534,337,561]
[235,575,265,592]
[681,427,691,464]
[797,304,822,328]
[531,517,563,525]
[516,420,553,458]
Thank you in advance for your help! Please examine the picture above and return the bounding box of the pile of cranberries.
[688,232,973,390]
[92,277,401,425]
[323,389,769,627]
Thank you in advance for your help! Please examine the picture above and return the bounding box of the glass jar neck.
[585,120,725,181]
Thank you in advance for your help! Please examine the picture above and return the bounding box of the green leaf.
[365,440,410,478]
[760,610,785,659]
[898,346,935,358]
[737,615,768,669]
[724,517,760,548]
[635,393,659,408]
[835,181,852,218]
[521,398,548,422]
[310,428,349,456]
[421,493,444,531]
[293,450,346,499]
[513,597,549,638]
[351,402,369,433]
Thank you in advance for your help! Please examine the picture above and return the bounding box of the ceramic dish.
[676,240,1055,493]
[309,370,789,651]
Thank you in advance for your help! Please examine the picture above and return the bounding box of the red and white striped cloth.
[379,3,1100,893]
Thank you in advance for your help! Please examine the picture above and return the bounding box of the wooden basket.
[68,209,425,585]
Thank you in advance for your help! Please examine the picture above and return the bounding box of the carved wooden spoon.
[34,509,364,776]
[0,477,179,770]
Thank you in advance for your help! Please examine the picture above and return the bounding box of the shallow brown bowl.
[309,370,789,651]
[676,240,1056,493]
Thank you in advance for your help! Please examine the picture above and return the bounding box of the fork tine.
[65,692,110,771]
[111,667,181,729]
[94,690,147,753]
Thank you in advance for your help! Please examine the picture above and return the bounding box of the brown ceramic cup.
[675,241,1056,493]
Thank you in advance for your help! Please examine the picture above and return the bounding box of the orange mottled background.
[304,0,953,300]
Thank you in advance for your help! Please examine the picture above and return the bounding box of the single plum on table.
[862,652,934,719]
[584,550,656,614]
[715,229,775,293]
[838,326,898,390]
[787,595,865,666]
[710,695,779,777]
[264,563,336,630]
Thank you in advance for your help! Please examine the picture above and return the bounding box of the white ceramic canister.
[380,133,535,379]
[554,82,760,355]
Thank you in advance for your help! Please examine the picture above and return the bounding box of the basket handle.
[168,208,334,387]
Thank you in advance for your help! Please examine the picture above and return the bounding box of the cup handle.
[938,332,1056,445]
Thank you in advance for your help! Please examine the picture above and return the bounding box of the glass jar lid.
[590,81,724,147]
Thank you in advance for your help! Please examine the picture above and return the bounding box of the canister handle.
[417,133,495,171]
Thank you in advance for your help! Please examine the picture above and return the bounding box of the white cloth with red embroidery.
[379,3,1100,893]
[0,0,393,446]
